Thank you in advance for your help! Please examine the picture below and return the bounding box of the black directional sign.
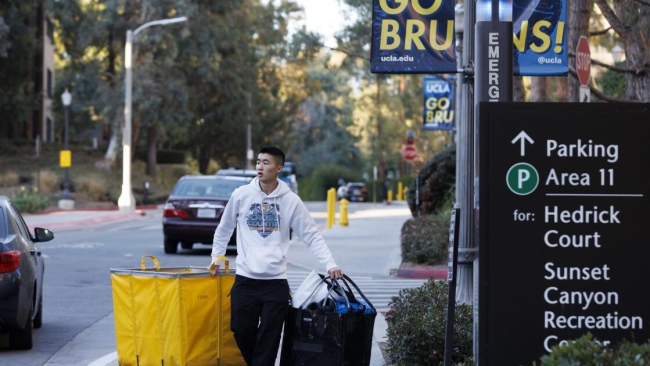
[477,102,650,365]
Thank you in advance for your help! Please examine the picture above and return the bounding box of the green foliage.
[300,164,361,201]
[0,0,42,136]
[400,208,451,265]
[599,62,626,101]
[156,150,186,165]
[385,278,473,366]
[538,333,650,365]
[407,144,456,217]
[12,188,50,214]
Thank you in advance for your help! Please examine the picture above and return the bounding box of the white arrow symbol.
[511,131,534,156]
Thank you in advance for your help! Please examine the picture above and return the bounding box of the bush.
[74,176,107,201]
[35,170,59,195]
[407,144,455,217]
[538,333,650,365]
[2,170,19,186]
[386,278,473,366]
[301,164,362,201]
[401,209,451,265]
[12,188,50,213]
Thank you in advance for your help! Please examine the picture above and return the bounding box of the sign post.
[478,102,650,364]
[576,36,591,102]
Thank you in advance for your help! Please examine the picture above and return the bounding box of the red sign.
[402,146,418,161]
[576,36,591,87]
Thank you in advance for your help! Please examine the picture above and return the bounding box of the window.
[47,69,52,98]
[46,118,53,142]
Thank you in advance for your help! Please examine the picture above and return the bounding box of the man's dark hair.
[258,146,285,166]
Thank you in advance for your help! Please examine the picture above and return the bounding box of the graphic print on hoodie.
[246,202,281,238]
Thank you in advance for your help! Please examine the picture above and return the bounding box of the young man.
[208,146,342,366]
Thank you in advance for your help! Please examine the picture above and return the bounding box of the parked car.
[279,162,299,194]
[215,168,257,180]
[0,196,54,349]
[337,182,369,202]
[163,175,249,254]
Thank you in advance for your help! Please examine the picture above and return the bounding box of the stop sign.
[402,145,417,161]
[576,36,591,87]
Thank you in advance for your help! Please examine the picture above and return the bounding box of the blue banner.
[513,0,568,76]
[370,0,457,74]
[423,76,455,131]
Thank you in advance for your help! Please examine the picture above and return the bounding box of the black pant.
[230,275,291,366]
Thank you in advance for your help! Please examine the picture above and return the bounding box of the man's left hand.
[328,267,343,279]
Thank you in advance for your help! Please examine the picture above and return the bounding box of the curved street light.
[118,16,187,212]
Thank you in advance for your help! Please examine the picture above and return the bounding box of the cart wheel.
[164,237,178,254]
[180,241,193,250]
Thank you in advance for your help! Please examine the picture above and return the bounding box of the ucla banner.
[370,0,457,74]
[514,0,568,76]
[423,76,454,131]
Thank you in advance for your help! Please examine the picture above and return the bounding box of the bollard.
[387,189,393,204]
[327,188,336,228]
[143,181,150,205]
[339,198,349,226]
[397,182,403,201]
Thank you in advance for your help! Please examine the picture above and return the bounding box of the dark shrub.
[401,210,451,265]
[386,278,473,366]
[407,144,455,217]
[538,333,650,365]
[300,164,361,201]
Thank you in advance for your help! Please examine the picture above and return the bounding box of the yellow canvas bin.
[110,255,245,366]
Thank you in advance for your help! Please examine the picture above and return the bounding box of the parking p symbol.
[507,163,539,195]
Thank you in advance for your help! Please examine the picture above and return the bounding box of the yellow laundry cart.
[110,255,244,366]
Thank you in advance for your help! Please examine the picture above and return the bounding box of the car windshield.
[171,179,247,197]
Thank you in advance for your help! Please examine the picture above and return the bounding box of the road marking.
[87,351,117,366]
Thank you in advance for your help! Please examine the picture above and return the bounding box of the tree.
[0,0,42,139]
[592,0,650,102]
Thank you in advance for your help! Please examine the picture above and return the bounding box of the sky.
[293,0,353,47]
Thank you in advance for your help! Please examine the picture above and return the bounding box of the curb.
[27,211,146,232]
[39,205,159,214]
[395,268,448,280]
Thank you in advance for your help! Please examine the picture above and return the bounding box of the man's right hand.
[208,261,220,278]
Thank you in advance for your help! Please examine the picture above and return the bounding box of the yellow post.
[327,188,335,228]
[397,182,403,200]
[404,187,409,201]
[339,198,348,226]
[387,189,393,204]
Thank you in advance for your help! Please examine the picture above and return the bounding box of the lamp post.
[611,44,624,64]
[117,16,187,212]
[58,88,74,210]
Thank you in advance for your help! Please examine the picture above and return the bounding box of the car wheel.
[180,241,193,250]
[34,294,43,329]
[9,305,33,350]
[164,237,178,254]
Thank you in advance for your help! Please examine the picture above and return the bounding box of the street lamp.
[117,16,187,212]
[58,88,74,210]
[611,44,624,64]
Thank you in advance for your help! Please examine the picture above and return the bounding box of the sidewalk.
[24,201,445,366]
[23,205,157,232]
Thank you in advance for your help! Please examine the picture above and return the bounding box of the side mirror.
[34,228,54,243]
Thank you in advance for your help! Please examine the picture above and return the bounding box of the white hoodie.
[211,178,338,280]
